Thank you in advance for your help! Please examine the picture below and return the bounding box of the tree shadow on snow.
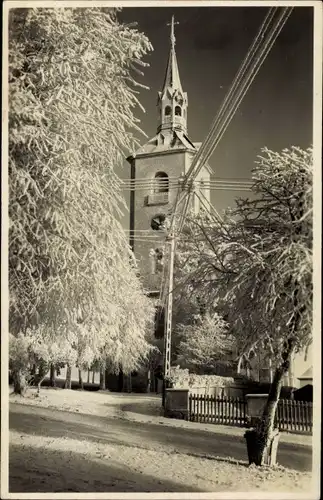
[9,443,201,493]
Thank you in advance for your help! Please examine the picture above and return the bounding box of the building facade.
[127,18,211,298]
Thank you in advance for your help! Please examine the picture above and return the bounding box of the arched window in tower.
[164,105,171,117]
[175,106,182,116]
[154,172,169,193]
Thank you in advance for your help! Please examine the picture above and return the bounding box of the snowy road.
[9,401,312,493]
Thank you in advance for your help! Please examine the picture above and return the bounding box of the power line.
[201,8,294,169]
[120,178,178,184]
[121,177,252,184]
[195,190,224,224]
[186,7,278,183]
[168,7,293,238]
[121,185,252,192]
[176,8,291,201]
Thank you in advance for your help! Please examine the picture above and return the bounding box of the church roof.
[127,132,212,175]
[130,130,195,157]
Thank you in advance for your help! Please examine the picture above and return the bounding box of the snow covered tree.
[8,7,155,394]
[176,312,234,374]
[178,146,312,464]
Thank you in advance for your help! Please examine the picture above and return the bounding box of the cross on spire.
[167,15,179,48]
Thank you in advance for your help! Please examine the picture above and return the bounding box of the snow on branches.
[176,312,234,373]
[177,146,313,367]
[8,8,155,376]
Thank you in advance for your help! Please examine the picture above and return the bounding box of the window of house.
[154,172,169,193]
[164,105,171,116]
[175,106,182,116]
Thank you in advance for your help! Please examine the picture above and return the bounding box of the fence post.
[300,400,304,432]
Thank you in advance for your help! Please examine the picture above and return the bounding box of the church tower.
[127,17,211,296]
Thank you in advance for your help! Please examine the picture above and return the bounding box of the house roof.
[298,366,313,379]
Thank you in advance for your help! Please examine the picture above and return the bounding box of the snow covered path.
[8,390,313,493]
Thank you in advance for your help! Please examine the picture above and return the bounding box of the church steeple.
[157,16,188,135]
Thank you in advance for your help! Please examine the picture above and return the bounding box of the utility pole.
[162,231,176,407]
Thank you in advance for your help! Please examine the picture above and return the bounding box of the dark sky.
[119,6,313,211]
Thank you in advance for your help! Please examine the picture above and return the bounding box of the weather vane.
[167,15,179,47]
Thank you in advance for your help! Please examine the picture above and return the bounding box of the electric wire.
[195,190,224,224]
[200,8,293,171]
[184,7,278,184]
[121,179,252,185]
[170,7,293,239]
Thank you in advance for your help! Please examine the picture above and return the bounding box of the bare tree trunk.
[268,357,273,383]
[99,362,106,390]
[78,369,84,390]
[92,370,95,384]
[13,369,28,396]
[50,364,56,387]
[253,337,296,465]
[147,369,151,393]
[30,364,36,382]
[127,373,132,393]
[253,276,304,466]
[37,373,47,394]
[64,364,72,389]
[87,370,90,384]
[236,356,242,374]
[118,369,123,392]
[38,363,49,393]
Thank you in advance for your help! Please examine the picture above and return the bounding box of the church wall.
[130,150,192,291]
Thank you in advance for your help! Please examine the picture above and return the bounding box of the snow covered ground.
[8,387,313,494]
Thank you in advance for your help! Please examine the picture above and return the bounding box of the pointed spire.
[157,16,188,135]
[161,16,183,96]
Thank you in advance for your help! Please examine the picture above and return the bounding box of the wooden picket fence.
[188,393,247,426]
[275,399,313,434]
[188,393,313,434]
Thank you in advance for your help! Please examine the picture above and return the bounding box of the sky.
[119,6,313,204]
